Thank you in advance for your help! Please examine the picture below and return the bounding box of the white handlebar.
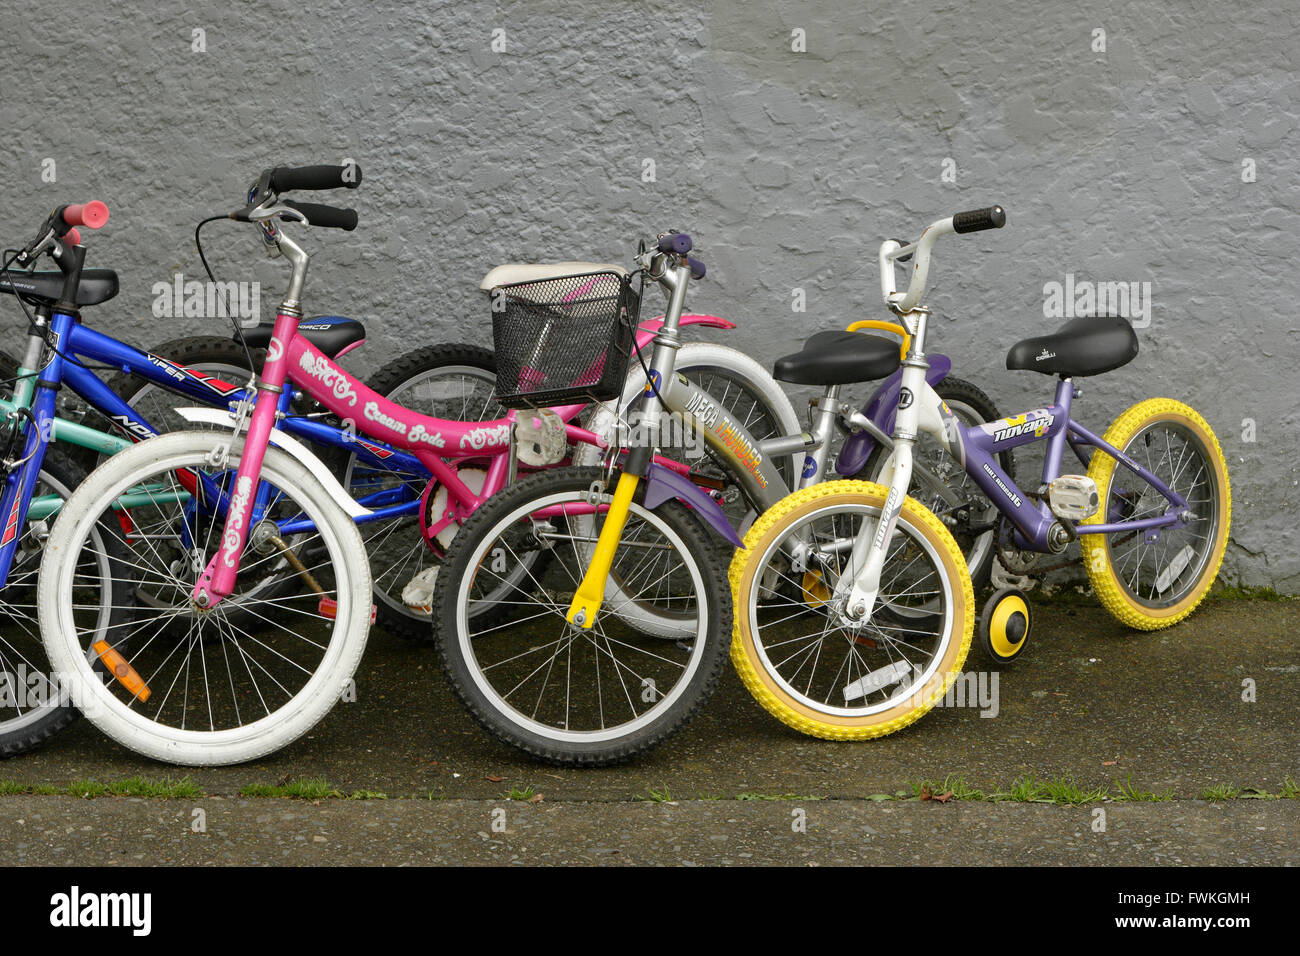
[879,216,955,313]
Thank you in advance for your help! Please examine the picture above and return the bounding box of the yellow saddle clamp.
[566,470,641,628]
[844,320,911,360]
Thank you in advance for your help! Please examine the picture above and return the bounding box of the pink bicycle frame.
[192,311,735,606]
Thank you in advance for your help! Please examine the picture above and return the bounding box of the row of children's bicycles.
[0,164,1230,766]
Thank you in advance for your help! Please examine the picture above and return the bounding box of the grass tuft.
[1112,775,1173,802]
[240,777,342,800]
[1201,784,1242,802]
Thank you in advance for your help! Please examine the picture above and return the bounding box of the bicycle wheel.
[38,430,372,765]
[1080,399,1230,630]
[432,466,731,766]
[339,344,506,639]
[858,377,1006,589]
[729,479,973,740]
[0,449,132,757]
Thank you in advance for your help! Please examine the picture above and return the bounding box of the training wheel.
[979,587,1031,664]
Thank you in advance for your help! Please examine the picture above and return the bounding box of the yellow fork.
[566,471,640,629]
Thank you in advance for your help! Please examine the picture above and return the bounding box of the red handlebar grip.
[65,228,82,246]
[62,201,109,229]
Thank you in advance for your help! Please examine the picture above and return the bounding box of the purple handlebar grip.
[688,256,706,280]
[658,233,693,254]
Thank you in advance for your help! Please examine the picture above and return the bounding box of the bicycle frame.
[902,374,1190,551]
[190,229,740,606]
[0,288,739,585]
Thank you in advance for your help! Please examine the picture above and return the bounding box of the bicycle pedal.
[1047,475,1099,522]
[317,597,377,624]
[514,409,567,467]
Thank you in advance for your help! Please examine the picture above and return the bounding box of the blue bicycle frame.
[0,308,430,587]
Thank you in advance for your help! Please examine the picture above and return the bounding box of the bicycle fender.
[643,461,744,548]
[172,407,372,519]
[835,353,952,476]
[640,313,738,333]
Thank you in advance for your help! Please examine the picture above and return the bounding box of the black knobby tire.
[431,466,732,766]
[0,448,134,757]
[857,376,1010,590]
[347,343,506,642]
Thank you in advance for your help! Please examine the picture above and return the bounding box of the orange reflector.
[317,598,376,623]
[801,571,831,608]
[91,640,151,702]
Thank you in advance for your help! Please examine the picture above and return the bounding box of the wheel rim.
[745,501,956,717]
[51,442,355,739]
[1101,421,1221,609]
[454,488,709,742]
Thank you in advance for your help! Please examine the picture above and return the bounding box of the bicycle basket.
[489,269,639,408]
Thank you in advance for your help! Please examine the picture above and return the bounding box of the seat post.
[1040,377,1076,485]
[801,384,841,489]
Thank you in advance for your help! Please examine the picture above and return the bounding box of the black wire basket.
[489,269,640,409]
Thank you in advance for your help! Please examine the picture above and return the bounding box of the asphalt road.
[1,598,1297,865]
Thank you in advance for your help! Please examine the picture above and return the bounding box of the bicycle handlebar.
[267,164,362,192]
[880,204,1005,312]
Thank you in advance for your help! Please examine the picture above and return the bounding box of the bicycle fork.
[835,313,934,622]
[567,249,691,629]
[191,308,298,610]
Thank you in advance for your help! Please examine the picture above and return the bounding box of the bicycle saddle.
[1006,315,1139,377]
[238,315,366,359]
[0,268,119,307]
[772,329,902,386]
[479,262,627,290]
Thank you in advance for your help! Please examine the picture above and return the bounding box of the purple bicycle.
[730,205,1231,740]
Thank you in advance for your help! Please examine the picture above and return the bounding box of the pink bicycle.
[36,165,748,765]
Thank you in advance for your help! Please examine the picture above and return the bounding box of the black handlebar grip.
[281,200,359,231]
[687,256,706,280]
[268,164,363,192]
[952,205,1006,234]
[657,233,693,254]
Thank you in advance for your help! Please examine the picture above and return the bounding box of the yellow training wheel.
[978,587,1031,664]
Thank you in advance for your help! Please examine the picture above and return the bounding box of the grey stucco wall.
[1,1,1296,587]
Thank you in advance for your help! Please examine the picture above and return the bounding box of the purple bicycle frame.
[950,378,1188,552]
[834,360,1187,553]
